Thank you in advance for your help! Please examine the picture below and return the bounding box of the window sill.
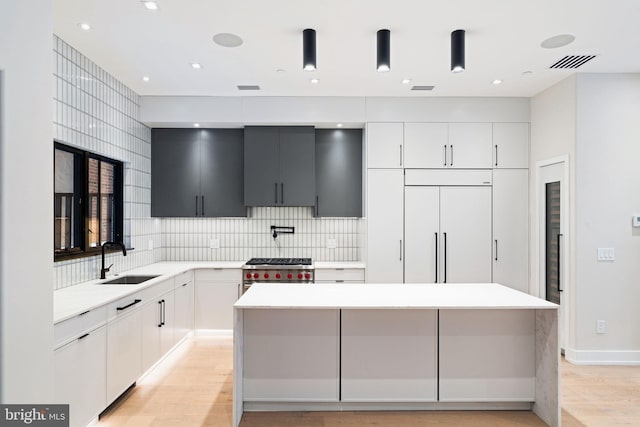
[54,247,134,263]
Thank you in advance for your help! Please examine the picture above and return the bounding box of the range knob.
[305,273,311,280]
[287,273,293,279]
[276,273,281,279]
[253,273,259,279]
[297,273,303,280]
[264,273,270,279]
[246,273,251,279]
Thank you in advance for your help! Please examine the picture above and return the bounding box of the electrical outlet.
[596,320,606,334]
[148,239,153,250]
[327,238,337,249]
[209,238,220,249]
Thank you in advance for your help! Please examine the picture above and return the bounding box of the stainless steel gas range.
[242,258,314,292]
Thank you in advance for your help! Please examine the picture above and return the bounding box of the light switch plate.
[597,248,615,261]
[596,320,606,334]
[209,238,220,249]
[327,238,337,249]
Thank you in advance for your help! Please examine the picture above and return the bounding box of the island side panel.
[533,309,560,427]
[341,309,438,402]
[233,307,244,427]
[243,309,340,402]
[439,309,536,402]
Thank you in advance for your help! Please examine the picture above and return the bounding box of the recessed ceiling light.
[492,79,503,85]
[142,1,159,10]
[142,76,150,82]
[402,78,411,85]
[213,33,243,48]
[190,62,202,69]
[337,123,343,128]
[78,23,91,31]
[541,34,575,49]
[193,123,200,128]
[310,78,319,84]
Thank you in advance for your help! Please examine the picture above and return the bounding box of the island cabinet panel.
[243,309,339,401]
[341,309,437,401]
[439,309,536,402]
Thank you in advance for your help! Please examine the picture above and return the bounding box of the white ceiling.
[53,0,640,98]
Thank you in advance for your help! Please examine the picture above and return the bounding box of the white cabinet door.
[243,309,339,401]
[404,186,440,283]
[493,169,529,292]
[141,299,162,373]
[341,309,437,401]
[440,187,492,283]
[367,122,403,168]
[174,281,194,342]
[493,123,529,168]
[54,326,106,427]
[160,291,175,354]
[403,123,448,168]
[194,281,240,330]
[448,123,493,169]
[107,308,142,403]
[366,169,404,283]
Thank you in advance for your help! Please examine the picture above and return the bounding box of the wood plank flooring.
[97,337,639,427]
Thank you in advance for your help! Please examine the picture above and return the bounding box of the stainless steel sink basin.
[100,275,159,285]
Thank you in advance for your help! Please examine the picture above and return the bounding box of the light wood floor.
[98,337,640,427]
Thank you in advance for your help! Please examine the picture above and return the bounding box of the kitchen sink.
[100,275,159,285]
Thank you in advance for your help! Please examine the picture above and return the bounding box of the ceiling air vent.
[411,85,435,91]
[550,55,597,69]
[237,85,260,91]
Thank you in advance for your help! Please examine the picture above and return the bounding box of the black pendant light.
[303,28,316,71]
[451,29,465,73]
[377,29,391,72]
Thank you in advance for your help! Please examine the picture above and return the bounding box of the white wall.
[530,75,577,352]
[0,1,53,401]
[573,73,640,363]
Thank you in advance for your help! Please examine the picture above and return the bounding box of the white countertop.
[314,261,365,269]
[54,261,245,323]
[234,283,558,310]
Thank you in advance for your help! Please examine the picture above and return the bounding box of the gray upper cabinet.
[152,128,246,217]
[315,129,363,217]
[244,126,315,207]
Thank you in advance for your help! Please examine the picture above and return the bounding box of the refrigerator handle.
[495,239,498,261]
[399,145,403,166]
[443,145,447,166]
[399,240,402,261]
[435,232,439,283]
[558,233,563,292]
[495,144,499,167]
[443,232,447,283]
[450,145,454,166]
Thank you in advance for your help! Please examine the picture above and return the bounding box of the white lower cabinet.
[194,269,241,330]
[243,309,339,401]
[341,309,437,401]
[174,280,194,342]
[314,268,365,284]
[439,309,535,401]
[160,291,176,354]
[107,303,142,403]
[54,325,106,427]
[141,290,175,373]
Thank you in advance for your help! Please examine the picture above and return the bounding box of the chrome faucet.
[101,241,127,279]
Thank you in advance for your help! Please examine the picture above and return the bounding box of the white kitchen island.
[233,283,559,427]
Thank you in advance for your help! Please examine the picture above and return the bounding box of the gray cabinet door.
[243,127,279,206]
[151,129,200,217]
[315,129,363,217]
[200,129,246,217]
[279,126,315,206]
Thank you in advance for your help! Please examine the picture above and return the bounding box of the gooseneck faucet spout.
[101,241,127,279]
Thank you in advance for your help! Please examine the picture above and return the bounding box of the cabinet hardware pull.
[336,280,345,283]
[443,145,447,166]
[182,283,188,287]
[443,232,447,283]
[78,310,90,316]
[158,300,163,327]
[557,234,563,292]
[399,145,403,166]
[77,333,90,341]
[336,268,345,271]
[117,299,141,311]
[281,183,284,204]
[495,145,498,167]
[435,232,439,283]
[495,239,498,261]
[162,299,166,326]
[315,195,319,217]
[201,195,205,216]
[274,183,278,204]
[399,240,403,261]
[450,145,454,166]
[195,195,198,216]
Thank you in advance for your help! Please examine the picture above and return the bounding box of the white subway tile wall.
[53,36,162,289]
[162,207,361,262]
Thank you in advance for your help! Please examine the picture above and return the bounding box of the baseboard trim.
[244,401,532,412]
[194,329,233,337]
[565,348,640,365]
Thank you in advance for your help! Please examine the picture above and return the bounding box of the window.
[54,142,123,260]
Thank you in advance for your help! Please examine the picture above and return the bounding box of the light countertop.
[314,261,365,269]
[54,261,245,323]
[234,283,559,310]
